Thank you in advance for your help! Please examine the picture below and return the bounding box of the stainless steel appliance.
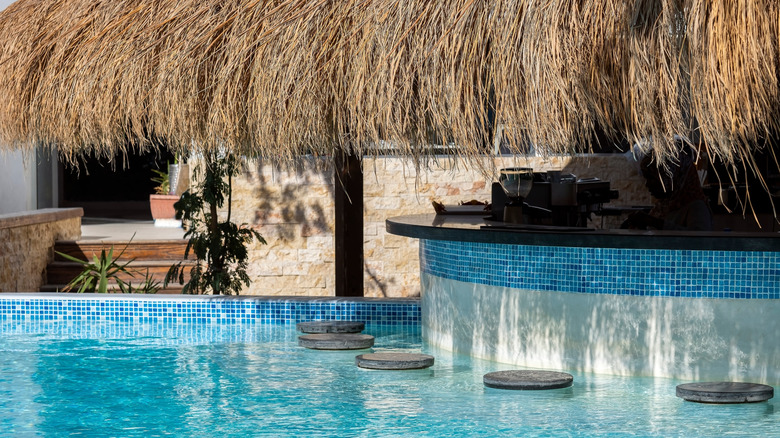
[492,171,618,227]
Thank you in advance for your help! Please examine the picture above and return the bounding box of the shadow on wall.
[241,157,395,296]
[247,158,333,242]
[364,263,395,298]
[422,275,780,382]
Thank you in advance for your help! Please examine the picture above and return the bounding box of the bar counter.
[387,214,780,382]
[387,213,780,251]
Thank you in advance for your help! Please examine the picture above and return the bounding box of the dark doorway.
[60,149,175,219]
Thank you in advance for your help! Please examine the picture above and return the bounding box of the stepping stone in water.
[298,333,374,350]
[296,320,365,334]
[355,353,435,370]
[483,370,573,390]
[676,382,774,404]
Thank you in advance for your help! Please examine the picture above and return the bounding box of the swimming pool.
[1,295,778,437]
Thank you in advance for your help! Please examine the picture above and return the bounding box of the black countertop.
[386,214,780,252]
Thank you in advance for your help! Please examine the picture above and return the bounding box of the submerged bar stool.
[298,333,374,350]
[297,319,371,350]
[676,382,774,403]
[355,353,434,370]
[483,370,573,390]
[296,320,365,334]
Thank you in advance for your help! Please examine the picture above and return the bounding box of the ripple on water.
[0,321,776,437]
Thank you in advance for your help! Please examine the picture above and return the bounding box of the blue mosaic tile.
[421,240,780,300]
[0,297,421,325]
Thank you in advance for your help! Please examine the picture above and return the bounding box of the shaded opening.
[59,149,175,219]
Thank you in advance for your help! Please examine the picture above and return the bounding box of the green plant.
[151,168,170,194]
[57,246,133,293]
[55,234,160,294]
[56,236,160,294]
[118,269,162,294]
[165,152,266,295]
[152,154,184,195]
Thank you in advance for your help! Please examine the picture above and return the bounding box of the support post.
[334,152,364,297]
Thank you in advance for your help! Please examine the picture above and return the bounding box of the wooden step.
[46,260,196,284]
[44,238,197,294]
[53,240,190,262]
[40,283,187,294]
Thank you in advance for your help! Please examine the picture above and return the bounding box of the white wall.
[422,273,780,383]
[0,150,36,214]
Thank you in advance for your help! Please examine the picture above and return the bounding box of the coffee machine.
[492,170,618,227]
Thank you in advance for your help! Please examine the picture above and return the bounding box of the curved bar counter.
[387,214,780,382]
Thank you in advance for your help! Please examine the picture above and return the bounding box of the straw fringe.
[0,0,779,175]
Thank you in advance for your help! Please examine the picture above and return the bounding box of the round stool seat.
[676,382,774,403]
[298,333,374,350]
[355,353,434,370]
[483,370,573,390]
[296,320,365,334]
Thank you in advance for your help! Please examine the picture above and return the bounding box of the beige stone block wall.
[362,154,651,297]
[231,158,335,296]
[231,154,649,298]
[0,209,82,293]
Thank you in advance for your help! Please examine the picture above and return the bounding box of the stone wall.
[0,208,82,292]
[231,159,335,297]
[230,154,649,298]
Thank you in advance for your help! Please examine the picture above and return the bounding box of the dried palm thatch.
[0,0,779,180]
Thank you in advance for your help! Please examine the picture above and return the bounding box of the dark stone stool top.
[296,320,365,334]
[676,382,774,403]
[355,353,435,370]
[298,333,374,350]
[483,370,574,390]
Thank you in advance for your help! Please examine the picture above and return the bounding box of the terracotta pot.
[149,194,180,220]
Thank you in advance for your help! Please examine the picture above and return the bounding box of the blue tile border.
[0,294,421,325]
[421,239,780,299]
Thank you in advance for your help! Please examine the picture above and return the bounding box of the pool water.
[0,321,777,437]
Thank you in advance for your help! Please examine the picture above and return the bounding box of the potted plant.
[149,158,184,227]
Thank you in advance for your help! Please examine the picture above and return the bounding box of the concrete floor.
[80,217,186,241]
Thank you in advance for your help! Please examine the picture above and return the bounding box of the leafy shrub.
[165,152,265,295]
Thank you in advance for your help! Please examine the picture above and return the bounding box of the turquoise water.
[0,321,777,437]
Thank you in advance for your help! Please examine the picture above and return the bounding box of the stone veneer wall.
[228,154,650,298]
[0,208,82,292]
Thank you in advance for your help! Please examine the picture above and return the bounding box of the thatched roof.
[0,0,778,173]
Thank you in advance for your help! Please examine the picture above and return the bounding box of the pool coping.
[0,293,420,304]
[0,293,422,326]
